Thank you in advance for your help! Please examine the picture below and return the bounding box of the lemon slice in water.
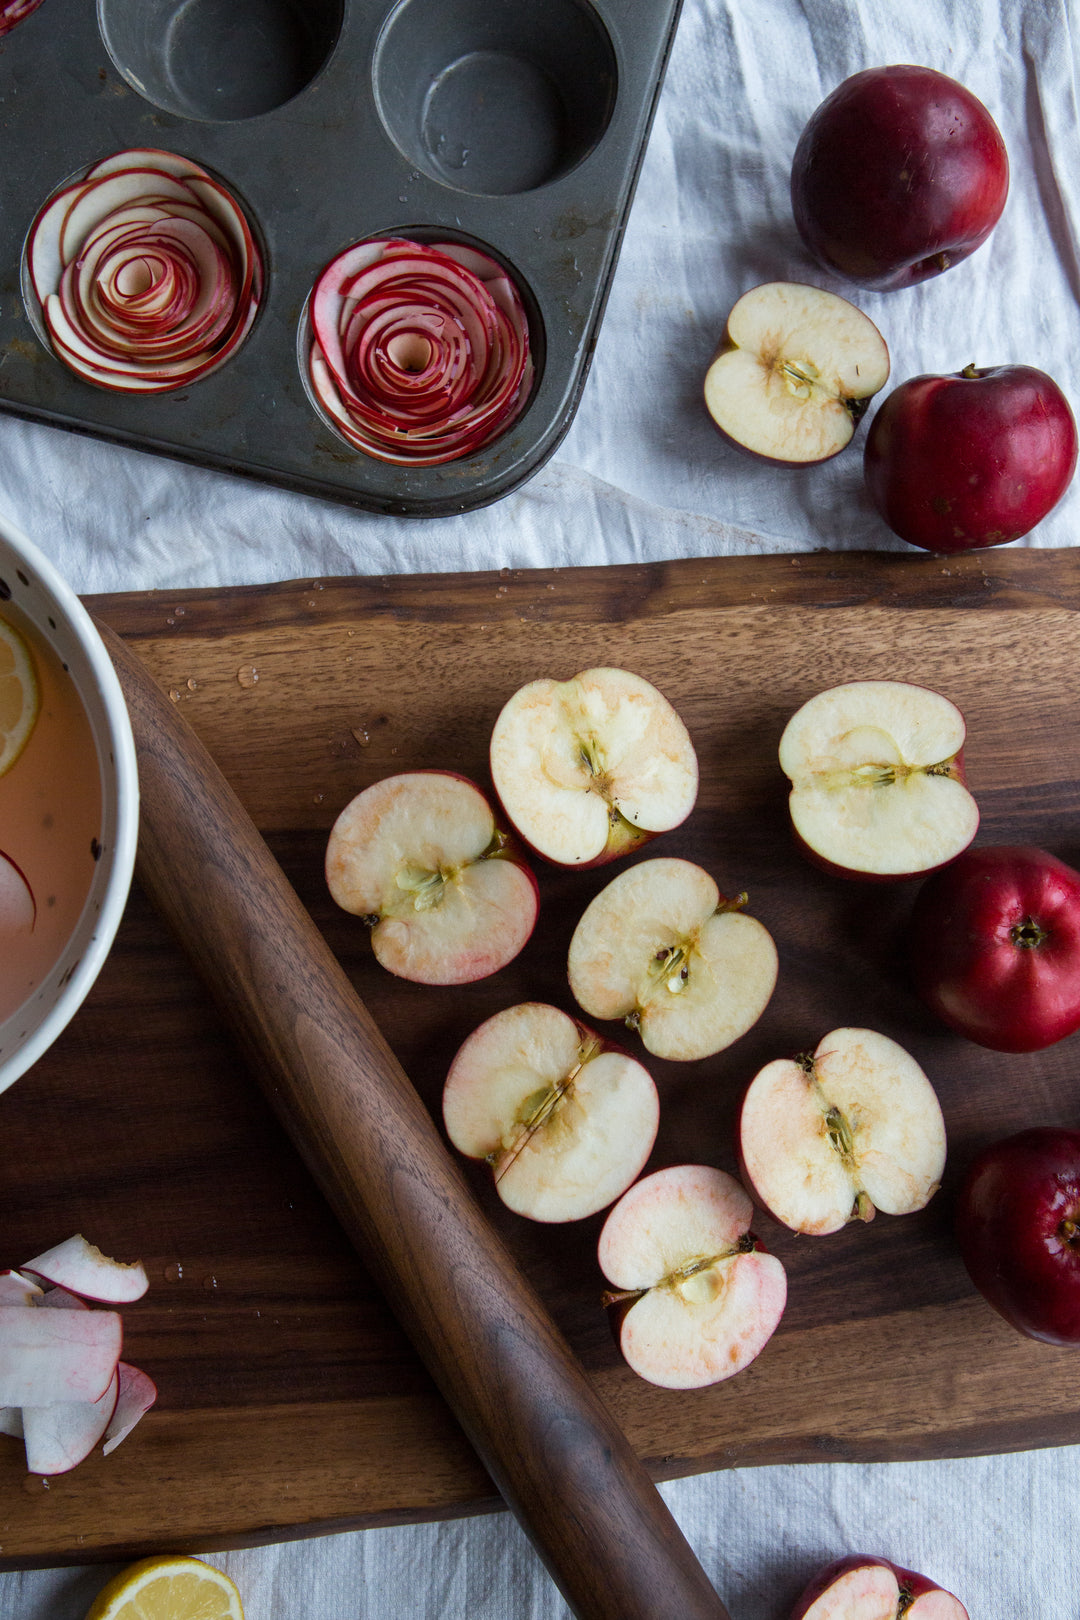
[84,1555,244,1620]
[0,617,39,776]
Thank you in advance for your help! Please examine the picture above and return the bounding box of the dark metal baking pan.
[0,0,682,515]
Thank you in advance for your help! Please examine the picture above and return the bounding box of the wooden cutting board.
[3,546,1080,1570]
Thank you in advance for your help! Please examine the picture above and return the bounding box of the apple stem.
[715,891,748,917]
[1010,916,1048,950]
[601,1286,645,1309]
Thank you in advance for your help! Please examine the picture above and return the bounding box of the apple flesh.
[779,680,979,879]
[737,1028,946,1235]
[325,770,538,985]
[955,1126,1080,1345]
[908,845,1080,1052]
[442,1002,659,1223]
[567,857,777,1062]
[489,667,697,868]
[791,1555,970,1618]
[0,848,35,938]
[597,1163,786,1389]
[864,364,1078,553]
[703,281,889,464]
[791,64,1009,291]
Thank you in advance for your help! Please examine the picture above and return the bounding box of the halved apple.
[737,1028,946,1235]
[442,1002,659,1222]
[325,770,538,985]
[779,680,979,878]
[489,667,698,867]
[567,857,777,1061]
[703,282,889,464]
[598,1163,787,1389]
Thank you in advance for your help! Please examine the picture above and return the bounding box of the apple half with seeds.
[737,1028,946,1235]
[598,1163,786,1389]
[779,680,979,879]
[703,281,889,464]
[325,771,538,985]
[489,667,698,867]
[442,1002,659,1222]
[790,1554,970,1619]
[568,857,777,1062]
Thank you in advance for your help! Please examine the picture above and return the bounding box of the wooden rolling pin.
[99,622,731,1620]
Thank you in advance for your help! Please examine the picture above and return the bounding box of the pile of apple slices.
[568,857,777,1062]
[443,1003,659,1222]
[737,1029,946,1235]
[597,1165,787,1389]
[489,667,698,867]
[0,1235,156,1476]
[325,771,538,985]
[779,680,979,879]
[25,148,262,393]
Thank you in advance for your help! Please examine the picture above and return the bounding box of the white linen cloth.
[1,0,1078,1615]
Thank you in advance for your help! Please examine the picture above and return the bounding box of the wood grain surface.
[2,546,1080,1570]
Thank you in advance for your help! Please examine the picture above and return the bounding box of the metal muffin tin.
[0,0,682,516]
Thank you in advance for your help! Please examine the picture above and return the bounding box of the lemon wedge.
[83,1555,244,1620]
[0,617,39,776]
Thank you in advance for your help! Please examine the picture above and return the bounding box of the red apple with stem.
[908,845,1080,1052]
[790,1554,969,1618]
[864,365,1078,553]
[791,64,1009,291]
[955,1126,1080,1345]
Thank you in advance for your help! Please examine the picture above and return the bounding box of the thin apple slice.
[703,282,889,464]
[737,1028,946,1235]
[568,857,777,1061]
[779,680,979,878]
[102,1362,158,1455]
[489,667,698,867]
[22,1367,120,1476]
[325,770,538,985]
[21,1234,149,1303]
[0,1270,42,1306]
[443,1002,659,1222]
[598,1164,786,1389]
[0,849,36,938]
[0,1305,122,1406]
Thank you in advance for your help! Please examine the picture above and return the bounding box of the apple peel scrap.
[443,1002,659,1222]
[779,680,979,879]
[0,1236,155,1475]
[598,1165,786,1390]
[568,856,777,1061]
[737,1029,946,1236]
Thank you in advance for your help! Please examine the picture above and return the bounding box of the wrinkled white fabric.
[1,0,1078,1615]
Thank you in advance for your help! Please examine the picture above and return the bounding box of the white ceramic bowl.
[0,510,138,1096]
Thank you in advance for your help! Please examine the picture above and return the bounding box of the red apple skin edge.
[907,845,1080,1052]
[864,366,1078,554]
[955,1126,1080,1347]
[790,1554,970,1619]
[790,64,1009,292]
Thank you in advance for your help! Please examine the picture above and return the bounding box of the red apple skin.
[790,65,1009,292]
[908,845,1080,1052]
[864,365,1078,554]
[955,1127,1080,1346]
[790,1555,969,1618]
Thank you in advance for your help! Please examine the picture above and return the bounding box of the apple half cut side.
[489,667,698,868]
[737,1028,946,1235]
[703,282,889,465]
[325,771,539,986]
[442,1002,659,1223]
[597,1164,786,1389]
[791,1555,970,1619]
[568,856,777,1062]
[779,680,979,879]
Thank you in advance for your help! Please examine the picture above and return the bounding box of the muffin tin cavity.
[0,0,682,516]
[373,0,617,196]
[98,0,344,122]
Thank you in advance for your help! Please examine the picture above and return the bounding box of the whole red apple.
[864,365,1078,552]
[791,64,1009,291]
[790,1553,969,1618]
[907,845,1080,1052]
[955,1126,1080,1346]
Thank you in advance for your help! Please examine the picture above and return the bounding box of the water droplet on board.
[186,677,197,691]
[237,665,259,689]
[203,1275,218,1290]
[168,689,181,703]
[174,605,186,617]
[352,727,370,746]
[313,792,324,804]
[164,1263,183,1282]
